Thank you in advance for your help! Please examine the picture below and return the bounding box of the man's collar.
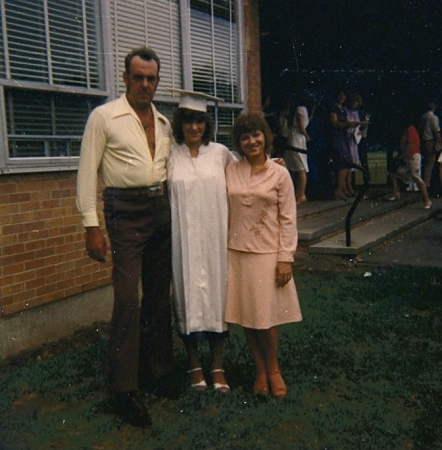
[111,94,167,124]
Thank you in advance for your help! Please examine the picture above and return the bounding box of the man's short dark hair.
[125,47,161,75]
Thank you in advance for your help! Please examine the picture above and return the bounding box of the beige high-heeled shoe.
[253,372,269,396]
[268,370,287,399]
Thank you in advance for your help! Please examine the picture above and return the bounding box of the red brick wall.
[0,172,112,316]
[244,0,262,113]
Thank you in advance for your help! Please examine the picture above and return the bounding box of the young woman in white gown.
[167,92,234,393]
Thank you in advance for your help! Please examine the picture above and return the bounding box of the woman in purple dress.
[330,91,361,199]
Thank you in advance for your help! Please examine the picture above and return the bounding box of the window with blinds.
[110,0,243,141]
[5,89,102,158]
[187,0,242,144]
[0,0,106,168]
[0,0,245,171]
[190,0,239,104]
[2,0,103,88]
[110,0,182,97]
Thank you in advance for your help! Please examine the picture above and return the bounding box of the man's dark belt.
[105,182,166,198]
[286,147,307,154]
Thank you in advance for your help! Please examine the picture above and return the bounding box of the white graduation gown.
[167,141,235,335]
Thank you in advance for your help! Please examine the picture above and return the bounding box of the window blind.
[6,89,101,157]
[190,0,239,104]
[111,0,182,97]
[1,0,103,88]
[5,0,48,82]
[0,0,106,162]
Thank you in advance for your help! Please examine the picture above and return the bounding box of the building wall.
[0,172,112,317]
[244,0,262,113]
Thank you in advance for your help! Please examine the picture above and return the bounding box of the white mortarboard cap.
[171,89,223,112]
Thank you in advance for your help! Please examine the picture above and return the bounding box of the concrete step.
[297,191,421,246]
[308,197,442,256]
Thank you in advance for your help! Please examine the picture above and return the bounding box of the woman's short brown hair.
[172,108,214,145]
[231,112,273,156]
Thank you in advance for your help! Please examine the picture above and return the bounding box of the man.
[419,102,442,190]
[77,47,175,428]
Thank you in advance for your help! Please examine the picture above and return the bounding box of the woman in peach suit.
[225,113,302,398]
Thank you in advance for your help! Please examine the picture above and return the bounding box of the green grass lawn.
[1,266,441,449]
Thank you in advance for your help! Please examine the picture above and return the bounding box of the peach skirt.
[225,249,302,329]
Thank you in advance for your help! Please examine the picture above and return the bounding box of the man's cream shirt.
[77,94,173,227]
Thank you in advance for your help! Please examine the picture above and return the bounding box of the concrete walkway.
[360,212,442,268]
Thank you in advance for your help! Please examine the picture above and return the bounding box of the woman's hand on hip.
[275,261,292,287]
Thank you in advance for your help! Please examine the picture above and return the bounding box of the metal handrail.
[345,163,370,247]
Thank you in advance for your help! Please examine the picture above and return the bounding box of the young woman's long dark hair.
[172,108,214,145]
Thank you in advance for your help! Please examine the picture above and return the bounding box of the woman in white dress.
[344,93,364,195]
[285,98,312,204]
[167,92,234,393]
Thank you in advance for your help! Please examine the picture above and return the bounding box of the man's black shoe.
[116,391,152,428]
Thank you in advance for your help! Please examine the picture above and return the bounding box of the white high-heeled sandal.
[211,369,230,393]
[188,367,207,390]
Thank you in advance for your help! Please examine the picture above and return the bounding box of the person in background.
[358,110,371,182]
[306,104,335,199]
[419,102,442,191]
[344,92,366,195]
[330,90,361,200]
[285,96,313,204]
[262,93,277,133]
[225,113,302,399]
[388,114,432,209]
[271,97,291,159]
[167,91,234,393]
[77,47,175,428]
[437,151,442,197]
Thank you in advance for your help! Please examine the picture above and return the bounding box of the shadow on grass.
[1,266,442,449]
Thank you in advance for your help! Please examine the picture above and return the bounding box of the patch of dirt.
[1,323,110,374]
